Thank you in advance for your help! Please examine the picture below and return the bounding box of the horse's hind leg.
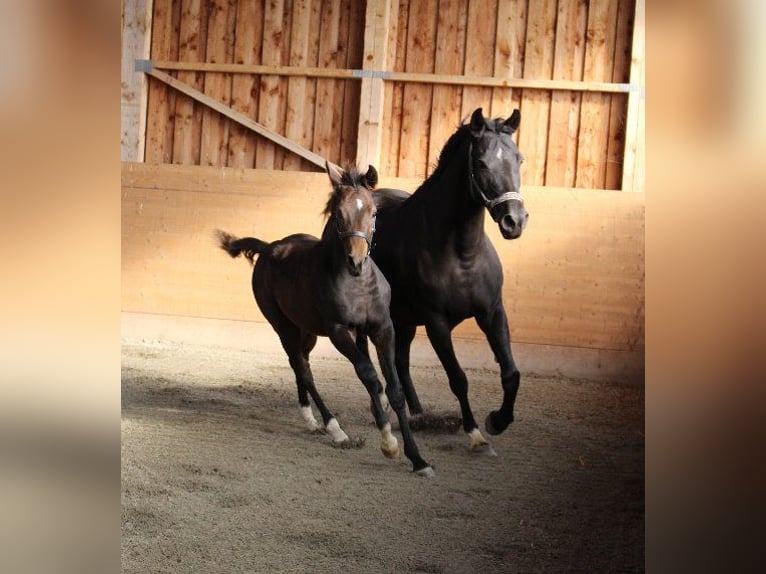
[394,324,424,415]
[424,318,494,455]
[475,304,520,436]
[273,320,348,443]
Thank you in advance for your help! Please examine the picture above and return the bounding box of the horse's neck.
[319,221,346,272]
[416,156,486,258]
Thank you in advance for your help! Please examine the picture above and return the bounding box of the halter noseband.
[468,141,524,214]
[337,213,376,255]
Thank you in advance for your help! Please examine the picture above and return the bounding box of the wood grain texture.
[517,0,556,186]
[461,0,497,121]
[398,0,437,178]
[428,0,467,175]
[576,0,619,188]
[545,0,587,187]
[122,162,645,352]
[227,0,263,169]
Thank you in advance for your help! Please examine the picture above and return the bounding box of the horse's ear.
[470,108,486,136]
[504,109,521,133]
[364,165,378,189]
[325,161,342,187]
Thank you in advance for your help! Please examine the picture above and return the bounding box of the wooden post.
[621,0,645,193]
[356,0,391,172]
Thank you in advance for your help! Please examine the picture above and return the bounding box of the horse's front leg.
[327,325,399,460]
[424,318,495,455]
[476,302,521,435]
[369,323,434,477]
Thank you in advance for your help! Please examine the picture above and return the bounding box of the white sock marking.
[325,418,349,443]
[300,406,319,431]
[468,428,488,449]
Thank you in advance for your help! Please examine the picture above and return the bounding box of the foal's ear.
[325,161,342,187]
[470,107,486,136]
[364,165,378,189]
[503,109,521,133]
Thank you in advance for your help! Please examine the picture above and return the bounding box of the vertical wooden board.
[200,0,234,167]
[313,0,343,164]
[428,0,467,175]
[605,0,635,189]
[622,0,644,193]
[576,0,619,189]
[508,0,527,119]
[145,0,175,164]
[381,0,405,176]
[517,0,556,186]
[340,0,364,167]
[173,0,204,166]
[121,0,150,162]
[283,0,312,171]
[356,0,392,171]
[228,0,264,169]
[461,0,497,121]
[490,0,525,120]
[273,0,294,169]
[256,0,286,169]
[299,0,324,171]
[398,0,437,178]
[546,0,587,187]
[163,0,182,162]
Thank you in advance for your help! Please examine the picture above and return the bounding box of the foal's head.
[467,107,529,239]
[324,162,379,276]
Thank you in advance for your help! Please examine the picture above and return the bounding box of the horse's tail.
[215,229,269,265]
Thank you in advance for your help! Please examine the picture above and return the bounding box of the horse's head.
[324,161,378,276]
[468,107,529,240]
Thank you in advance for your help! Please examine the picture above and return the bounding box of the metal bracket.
[134,59,153,73]
[352,69,391,80]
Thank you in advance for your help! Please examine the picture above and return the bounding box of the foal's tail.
[215,229,269,265]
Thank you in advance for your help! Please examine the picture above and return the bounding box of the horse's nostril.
[500,214,516,231]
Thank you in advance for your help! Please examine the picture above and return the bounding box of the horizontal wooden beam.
[144,67,339,171]
[149,60,637,94]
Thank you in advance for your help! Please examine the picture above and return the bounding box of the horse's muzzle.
[498,211,528,240]
[347,255,364,276]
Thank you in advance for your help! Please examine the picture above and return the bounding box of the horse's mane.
[322,165,369,216]
[415,116,511,195]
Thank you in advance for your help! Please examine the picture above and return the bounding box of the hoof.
[470,442,497,457]
[485,411,511,436]
[414,465,436,478]
[381,445,400,459]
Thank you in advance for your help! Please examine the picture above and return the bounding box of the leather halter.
[468,141,524,217]
[337,213,376,255]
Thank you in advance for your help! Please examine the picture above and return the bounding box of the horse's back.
[374,187,411,212]
[267,233,318,261]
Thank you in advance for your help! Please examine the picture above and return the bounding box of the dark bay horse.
[217,163,434,477]
[363,107,529,455]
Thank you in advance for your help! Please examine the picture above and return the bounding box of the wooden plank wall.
[144,0,364,171]
[136,0,637,189]
[122,163,644,355]
[121,0,151,161]
[383,0,634,185]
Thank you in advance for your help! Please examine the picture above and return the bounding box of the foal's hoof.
[485,410,512,436]
[415,465,436,478]
[381,445,400,459]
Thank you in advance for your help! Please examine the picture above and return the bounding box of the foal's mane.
[322,165,371,217]
[416,116,511,194]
